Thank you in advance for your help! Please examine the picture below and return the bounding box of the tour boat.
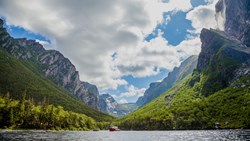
[109,125,120,131]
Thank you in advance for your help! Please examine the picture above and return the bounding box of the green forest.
[0,91,110,130]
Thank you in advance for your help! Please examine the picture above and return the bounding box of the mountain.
[119,0,250,130]
[136,55,198,107]
[0,19,99,110]
[0,19,114,121]
[99,94,118,115]
[99,94,138,117]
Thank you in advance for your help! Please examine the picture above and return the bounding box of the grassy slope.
[0,49,114,121]
[118,74,250,129]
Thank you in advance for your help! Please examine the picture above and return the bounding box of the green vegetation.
[0,49,114,122]
[118,74,250,130]
[116,103,138,112]
[0,93,99,130]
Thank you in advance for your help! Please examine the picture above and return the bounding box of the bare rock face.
[136,55,198,107]
[197,28,250,96]
[99,94,118,114]
[0,20,100,109]
[197,29,225,73]
[216,0,250,47]
[81,82,99,109]
[196,0,250,96]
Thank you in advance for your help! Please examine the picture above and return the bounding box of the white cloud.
[119,98,128,104]
[112,31,201,79]
[176,37,202,59]
[186,0,220,33]
[119,85,146,98]
[0,0,197,91]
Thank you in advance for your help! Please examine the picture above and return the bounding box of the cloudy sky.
[0,0,220,103]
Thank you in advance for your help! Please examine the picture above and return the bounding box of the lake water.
[0,130,250,141]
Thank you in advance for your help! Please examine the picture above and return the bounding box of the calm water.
[0,130,250,141]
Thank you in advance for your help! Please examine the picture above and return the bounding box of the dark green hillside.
[118,74,250,130]
[118,29,250,130]
[0,49,114,121]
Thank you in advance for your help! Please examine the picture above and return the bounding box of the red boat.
[109,125,120,131]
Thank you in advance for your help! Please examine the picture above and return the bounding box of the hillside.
[0,20,114,122]
[118,0,250,129]
[119,74,250,130]
[0,49,113,121]
[136,55,198,107]
[0,19,100,110]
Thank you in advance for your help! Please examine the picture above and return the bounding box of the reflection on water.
[0,130,250,141]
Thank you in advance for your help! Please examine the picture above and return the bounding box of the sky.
[0,0,220,103]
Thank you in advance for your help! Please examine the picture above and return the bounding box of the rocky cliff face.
[197,28,250,96]
[216,0,250,47]
[99,94,118,114]
[196,0,250,96]
[0,19,99,109]
[136,55,198,107]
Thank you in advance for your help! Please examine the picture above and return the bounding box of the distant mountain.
[99,94,137,117]
[119,0,250,130]
[99,94,118,115]
[0,19,99,110]
[136,55,198,107]
[0,19,114,121]
[115,103,138,117]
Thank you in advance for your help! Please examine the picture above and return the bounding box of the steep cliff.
[99,94,118,115]
[194,0,250,96]
[197,31,250,96]
[136,55,198,107]
[0,19,99,109]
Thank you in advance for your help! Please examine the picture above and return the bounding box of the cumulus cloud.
[176,37,201,59]
[119,99,128,104]
[114,35,180,78]
[112,85,146,103]
[186,0,220,33]
[0,0,196,91]
[112,31,201,79]
[119,85,146,98]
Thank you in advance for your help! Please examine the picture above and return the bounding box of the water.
[0,130,250,141]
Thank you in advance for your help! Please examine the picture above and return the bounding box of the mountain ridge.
[0,19,100,109]
[0,19,114,121]
[136,55,198,107]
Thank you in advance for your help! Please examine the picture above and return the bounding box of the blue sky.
[2,18,50,43]
[1,0,217,103]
